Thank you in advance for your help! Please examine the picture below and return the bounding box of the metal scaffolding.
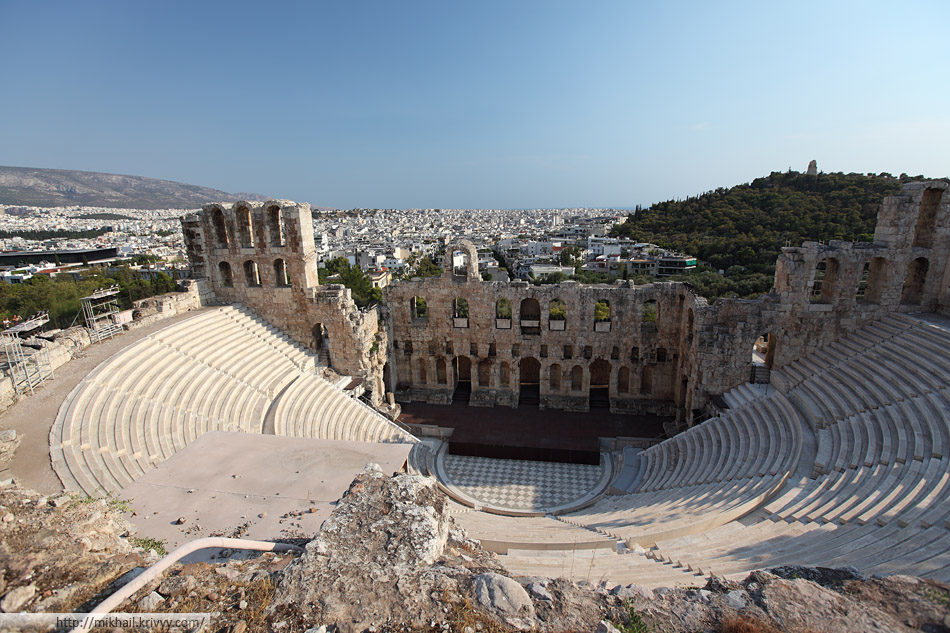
[81,285,123,343]
[2,312,54,396]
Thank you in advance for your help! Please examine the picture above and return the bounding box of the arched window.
[274,259,289,286]
[218,261,233,287]
[436,358,447,384]
[864,257,887,304]
[913,188,943,249]
[549,363,562,391]
[549,298,566,330]
[495,298,512,319]
[520,297,541,335]
[520,298,540,321]
[211,208,229,248]
[571,365,583,391]
[236,205,253,248]
[266,205,284,247]
[617,366,630,393]
[640,366,653,395]
[901,257,929,305]
[594,299,610,322]
[243,260,261,287]
[641,300,657,324]
[478,359,491,388]
[453,298,469,318]
[811,258,839,304]
[411,296,428,320]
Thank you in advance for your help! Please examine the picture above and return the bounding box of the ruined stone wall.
[183,181,948,422]
[382,241,701,418]
[181,201,388,405]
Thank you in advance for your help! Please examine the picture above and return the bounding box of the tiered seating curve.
[50,305,413,496]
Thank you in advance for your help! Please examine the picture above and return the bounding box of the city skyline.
[2,1,948,209]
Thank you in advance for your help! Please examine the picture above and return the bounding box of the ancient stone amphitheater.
[48,181,950,588]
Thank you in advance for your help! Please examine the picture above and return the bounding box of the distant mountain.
[0,166,270,209]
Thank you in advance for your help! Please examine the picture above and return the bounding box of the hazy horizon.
[1,1,948,209]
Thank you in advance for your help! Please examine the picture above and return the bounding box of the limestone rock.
[595,621,622,633]
[0,583,36,612]
[473,573,536,629]
[137,591,165,611]
[609,583,653,600]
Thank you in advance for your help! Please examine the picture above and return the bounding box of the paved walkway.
[0,307,214,494]
[438,452,607,512]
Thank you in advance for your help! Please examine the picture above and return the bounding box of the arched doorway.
[519,357,541,406]
[901,257,929,305]
[589,359,611,409]
[751,332,776,383]
[311,323,326,350]
[453,356,472,403]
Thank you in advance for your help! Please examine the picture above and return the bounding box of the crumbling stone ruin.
[181,182,949,423]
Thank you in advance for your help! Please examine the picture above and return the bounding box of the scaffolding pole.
[81,285,123,343]
[2,311,54,396]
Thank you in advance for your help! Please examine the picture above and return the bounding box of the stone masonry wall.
[181,201,388,405]
[183,181,948,423]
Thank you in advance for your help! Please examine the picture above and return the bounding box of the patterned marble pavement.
[439,453,606,512]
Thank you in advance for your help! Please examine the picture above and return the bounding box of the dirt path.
[0,307,215,494]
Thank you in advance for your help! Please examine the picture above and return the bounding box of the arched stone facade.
[183,182,950,422]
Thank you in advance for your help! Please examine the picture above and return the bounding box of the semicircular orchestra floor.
[436,450,611,513]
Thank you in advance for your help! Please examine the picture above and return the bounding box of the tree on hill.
[610,171,926,299]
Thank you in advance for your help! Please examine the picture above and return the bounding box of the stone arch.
[211,207,229,248]
[453,297,470,318]
[640,366,653,395]
[590,359,610,387]
[243,260,261,287]
[617,366,630,393]
[913,188,943,249]
[418,357,428,384]
[519,357,541,405]
[812,257,840,304]
[443,239,480,282]
[549,363,562,391]
[436,357,447,385]
[641,300,657,325]
[218,261,233,287]
[571,365,583,391]
[478,358,491,388]
[520,298,541,335]
[274,258,289,286]
[589,358,611,408]
[752,331,776,376]
[454,356,472,383]
[901,257,929,305]
[236,205,254,248]
[519,357,540,384]
[495,297,512,319]
[520,298,541,321]
[266,204,284,247]
[411,296,428,320]
[311,323,326,351]
[864,257,888,304]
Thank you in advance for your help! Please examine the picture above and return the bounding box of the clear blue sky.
[2,1,948,209]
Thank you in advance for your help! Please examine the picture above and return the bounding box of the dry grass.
[720,616,782,633]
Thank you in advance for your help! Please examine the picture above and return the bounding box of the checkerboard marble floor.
[440,454,605,512]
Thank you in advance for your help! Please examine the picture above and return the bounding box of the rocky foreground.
[0,466,948,632]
